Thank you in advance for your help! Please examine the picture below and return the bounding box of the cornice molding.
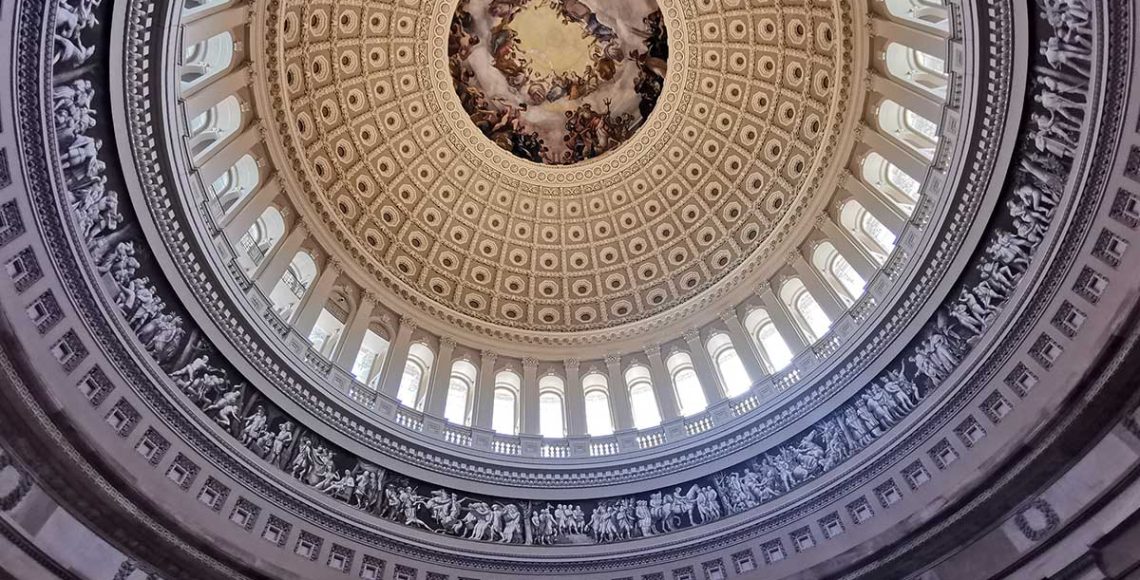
[6,0,1130,572]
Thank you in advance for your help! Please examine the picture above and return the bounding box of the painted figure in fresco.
[448,0,667,164]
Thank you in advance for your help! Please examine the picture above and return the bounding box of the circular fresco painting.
[449,0,668,165]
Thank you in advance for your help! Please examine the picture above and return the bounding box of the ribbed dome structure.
[0,0,1139,577]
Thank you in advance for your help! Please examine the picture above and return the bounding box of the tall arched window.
[308,309,344,357]
[743,309,794,372]
[182,0,236,16]
[238,206,284,271]
[396,343,434,409]
[706,334,750,397]
[538,375,566,438]
[876,99,939,159]
[665,352,708,417]
[351,328,390,385]
[881,0,950,29]
[862,212,898,254]
[268,251,316,318]
[492,371,521,435]
[187,95,243,161]
[625,365,661,429]
[582,373,614,436]
[781,279,832,342]
[840,200,897,263]
[180,32,235,91]
[862,152,920,210]
[884,42,948,98]
[443,360,477,425]
[212,154,261,214]
[812,242,867,304]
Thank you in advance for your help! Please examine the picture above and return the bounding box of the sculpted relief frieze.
[32,0,1101,552]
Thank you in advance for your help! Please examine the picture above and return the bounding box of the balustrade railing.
[492,438,521,455]
[442,426,473,447]
[541,441,571,458]
[637,430,666,449]
[589,440,620,456]
[773,368,802,392]
[304,348,333,375]
[685,416,715,436]
[200,207,900,465]
[813,333,843,359]
[209,249,895,461]
[730,394,760,416]
[346,383,377,408]
[395,409,424,432]
[262,306,289,337]
[199,197,897,467]
[849,294,877,321]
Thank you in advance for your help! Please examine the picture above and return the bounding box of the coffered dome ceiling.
[268,0,853,334]
[6,0,1140,576]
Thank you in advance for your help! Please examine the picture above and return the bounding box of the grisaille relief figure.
[54,0,100,67]
[41,0,1090,549]
[449,0,667,164]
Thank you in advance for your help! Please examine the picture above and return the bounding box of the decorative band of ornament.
[130,0,997,492]
[145,6,939,490]
[159,0,871,488]
[43,0,1084,551]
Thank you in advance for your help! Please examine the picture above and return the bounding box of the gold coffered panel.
[268,0,854,333]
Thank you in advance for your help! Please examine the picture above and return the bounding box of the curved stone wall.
[0,0,1136,576]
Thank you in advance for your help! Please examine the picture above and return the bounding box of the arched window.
[181,32,235,91]
[212,154,261,214]
[238,206,284,271]
[884,42,948,98]
[183,0,236,16]
[889,164,921,198]
[187,95,243,161]
[665,352,708,417]
[492,371,521,435]
[863,212,898,255]
[582,373,614,436]
[396,343,434,409]
[882,0,950,29]
[906,110,940,142]
[443,360,477,425]
[625,365,661,429]
[839,200,896,263]
[538,375,566,438]
[706,334,750,397]
[308,309,344,357]
[781,279,831,342]
[743,309,794,372]
[268,252,316,318]
[862,152,920,210]
[187,107,211,135]
[812,242,867,304]
[877,99,938,159]
[351,328,390,385]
